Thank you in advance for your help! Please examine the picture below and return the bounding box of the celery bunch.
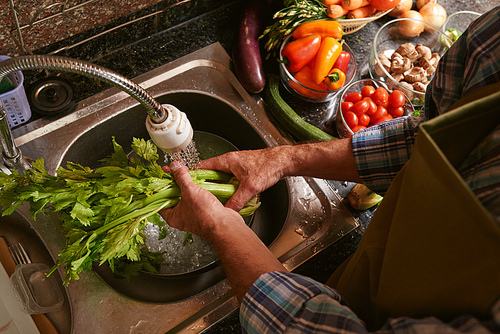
[0,137,260,284]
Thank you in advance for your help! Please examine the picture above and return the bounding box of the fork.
[9,243,32,265]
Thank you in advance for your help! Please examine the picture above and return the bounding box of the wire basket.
[338,10,390,34]
[0,56,31,128]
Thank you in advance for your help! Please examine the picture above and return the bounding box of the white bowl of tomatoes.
[335,79,415,138]
[279,32,357,103]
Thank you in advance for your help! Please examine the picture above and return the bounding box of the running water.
[144,138,215,274]
[164,139,200,169]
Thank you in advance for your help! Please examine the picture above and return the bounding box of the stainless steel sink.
[9,43,359,333]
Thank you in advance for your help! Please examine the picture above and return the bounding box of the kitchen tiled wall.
[0,0,202,56]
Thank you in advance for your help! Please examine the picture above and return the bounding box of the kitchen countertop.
[14,0,499,332]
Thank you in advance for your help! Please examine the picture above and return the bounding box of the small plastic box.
[10,263,64,314]
[0,55,32,128]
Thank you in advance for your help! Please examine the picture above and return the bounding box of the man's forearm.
[281,138,361,183]
[206,215,287,304]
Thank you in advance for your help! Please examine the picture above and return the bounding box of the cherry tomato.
[370,105,388,124]
[344,92,363,104]
[352,99,370,116]
[358,113,371,127]
[361,85,376,98]
[372,87,389,107]
[352,125,367,133]
[368,0,401,11]
[341,101,354,114]
[344,111,358,129]
[374,114,394,124]
[388,89,406,108]
[388,106,404,118]
[364,97,378,115]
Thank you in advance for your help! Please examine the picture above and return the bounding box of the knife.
[0,236,59,334]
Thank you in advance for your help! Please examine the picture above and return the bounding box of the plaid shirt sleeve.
[352,6,500,195]
[240,271,368,334]
[240,271,500,334]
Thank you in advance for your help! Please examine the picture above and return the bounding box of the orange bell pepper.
[292,20,343,40]
[289,66,328,100]
[324,68,346,90]
[312,37,342,85]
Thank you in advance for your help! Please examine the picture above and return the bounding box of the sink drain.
[28,77,77,116]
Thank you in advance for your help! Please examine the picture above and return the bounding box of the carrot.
[341,0,369,10]
[327,5,349,19]
[347,5,376,19]
[322,0,342,5]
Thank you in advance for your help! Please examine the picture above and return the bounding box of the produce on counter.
[372,42,440,100]
[340,84,408,133]
[387,0,412,17]
[261,0,400,57]
[232,0,266,93]
[397,10,425,37]
[312,37,343,84]
[281,34,322,72]
[292,19,343,39]
[346,183,383,210]
[0,137,261,284]
[281,21,350,97]
[265,74,336,141]
[367,0,401,11]
[419,2,447,30]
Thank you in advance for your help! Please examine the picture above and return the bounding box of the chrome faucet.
[0,55,193,173]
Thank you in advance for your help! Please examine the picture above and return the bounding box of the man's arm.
[159,161,286,303]
[198,137,361,211]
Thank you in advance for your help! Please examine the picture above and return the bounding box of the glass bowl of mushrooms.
[369,18,453,107]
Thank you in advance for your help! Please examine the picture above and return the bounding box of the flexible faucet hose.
[0,55,167,122]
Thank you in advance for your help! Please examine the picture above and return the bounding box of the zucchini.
[265,75,336,142]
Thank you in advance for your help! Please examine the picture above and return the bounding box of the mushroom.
[419,57,436,76]
[415,44,432,61]
[374,53,391,77]
[395,43,420,63]
[413,81,428,93]
[391,52,412,74]
[419,52,441,76]
[404,67,427,83]
[398,81,415,100]
[392,73,405,82]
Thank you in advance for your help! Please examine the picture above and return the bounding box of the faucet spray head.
[146,104,193,153]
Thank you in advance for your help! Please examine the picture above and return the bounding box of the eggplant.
[232,0,266,94]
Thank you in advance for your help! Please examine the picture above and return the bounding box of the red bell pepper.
[281,34,322,73]
[332,51,350,74]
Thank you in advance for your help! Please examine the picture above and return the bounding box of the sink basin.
[10,43,359,333]
[63,92,289,303]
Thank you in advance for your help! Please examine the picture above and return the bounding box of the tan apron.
[327,85,500,331]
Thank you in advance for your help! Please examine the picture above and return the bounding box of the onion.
[416,0,436,10]
[388,0,413,17]
[398,10,425,37]
[419,3,447,30]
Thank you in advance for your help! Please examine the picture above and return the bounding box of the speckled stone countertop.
[13,0,499,332]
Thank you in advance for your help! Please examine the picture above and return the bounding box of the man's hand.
[159,160,245,242]
[197,147,289,212]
